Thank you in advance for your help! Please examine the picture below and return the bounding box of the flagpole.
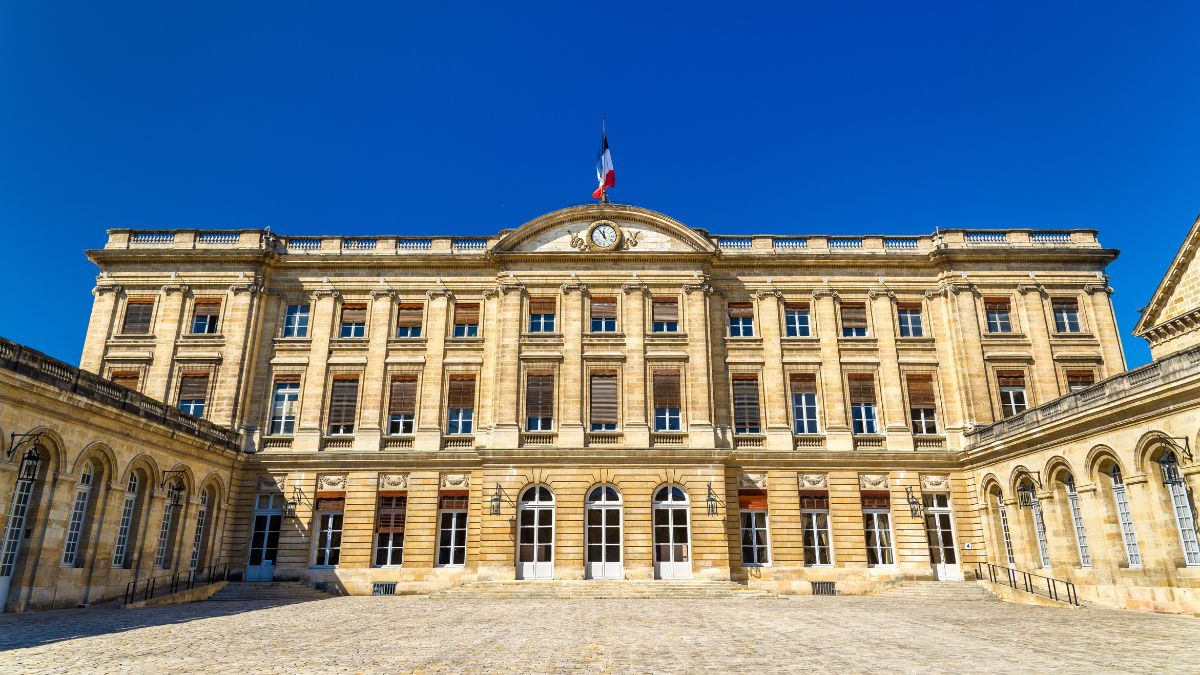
[600,117,610,204]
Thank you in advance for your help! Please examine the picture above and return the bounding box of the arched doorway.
[517,485,555,580]
[585,485,622,580]
[0,444,50,610]
[653,485,691,580]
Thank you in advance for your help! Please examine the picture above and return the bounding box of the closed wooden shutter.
[653,371,681,408]
[907,375,936,408]
[1066,370,1094,389]
[739,490,768,511]
[728,302,754,318]
[122,300,154,334]
[274,373,301,385]
[784,302,809,313]
[731,375,760,430]
[841,303,867,329]
[997,371,1025,388]
[388,376,417,415]
[447,375,476,409]
[194,298,221,314]
[985,298,1010,312]
[789,372,817,394]
[376,496,407,533]
[526,372,554,418]
[590,372,618,425]
[341,304,367,324]
[652,299,679,322]
[328,378,360,425]
[454,303,479,325]
[861,493,890,509]
[396,304,423,328]
[590,297,616,318]
[800,495,829,510]
[315,497,345,512]
[1052,298,1078,312]
[529,297,556,315]
[178,373,209,401]
[440,494,468,510]
[847,374,876,404]
[110,371,140,390]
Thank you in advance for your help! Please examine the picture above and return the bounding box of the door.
[585,485,623,580]
[0,473,36,609]
[653,485,692,580]
[923,493,960,580]
[517,486,555,580]
[246,494,282,582]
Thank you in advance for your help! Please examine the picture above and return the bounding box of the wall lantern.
[8,429,45,481]
[904,486,924,519]
[706,482,721,516]
[1015,469,1042,509]
[489,483,503,515]
[1158,451,1184,486]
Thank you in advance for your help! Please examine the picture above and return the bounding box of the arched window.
[154,481,184,569]
[1158,450,1200,567]
[112,472,143,568]
[61,462,97,567]
[585,485,622,579]
[1062,474,1092,567]
[1107,464,1142,568]
[587,485,621,504]
[520,485,555,504]
[1020,478,1050,568]
[189,489,211,571]
[992,489,1015,564]
[1,445,48,581]
[653,485,688,504]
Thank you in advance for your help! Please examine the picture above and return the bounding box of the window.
[840,303,868,337]
[109,371,140,391]
[848,374,877,435]
[339,304,367,338]
[437,494,468,566]
[386,376,417,435]
[1052,298,1081,333]
[453,303,479,337]
[590,297,617,333]
[897,304,923,337]
[62,463,96,567]
[446,375,476,434]
[739,491,770,565]
[1161,451,1200,567]
[997,371,1028,417]
[313,496,344,567]
[790,373,819,434]
[1064,476,1092,567]
[190,492,209,571]
[327,377,359,435]
[652,299,679,333]
[154,484,182,568]
[525,372,554,431]
[1024,481,1051,568]
[282,303,310,338]
[121,299,154,334]
[653,371,682,432]
[784,303,811,337]
[269,379,300,435]
[528,297,556,333]
[589,371,618,431]
[985,299,1013,333]
[801,494,832,566]
[1066,370,1095,392]
[177,373,209,418]
[375,495,407,566]
[907,374,938,435]
[731,375,761,435]
[112,473,140,568]
[1109,466,1142,568]
[394,304,423,338]
[992,491,1016,564]
[190,299,221,334]
[728,303,755,337]
[862,493,894,566]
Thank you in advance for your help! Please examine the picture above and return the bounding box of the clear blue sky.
[2,2,1198,367]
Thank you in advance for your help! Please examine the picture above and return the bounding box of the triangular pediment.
[493,204,717,255]
[1135,213,1200,336]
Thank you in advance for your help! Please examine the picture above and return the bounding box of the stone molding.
[441,472,470,489]
[369,288,396,299]
[159,284,189,295]
[811,288,841,302]
[426,288,455,300]
[257,475,285,492]
[920,474,950,491]
[738,472,768,489]
[867,288,895,301]
[1017,283,1047,296]
[798,473,828,489]
[93,284,123,296]
[859,473,889,490]
[753,288,783,300]
[310,289,340,300]
[317,473,347,491]
[620,281,650,295]
[228,283,262,295]
[559,281,588,295]
[1084,283,1114,295]
[682,280,719,296]
[497,282,526,295]
[378,472,409,490]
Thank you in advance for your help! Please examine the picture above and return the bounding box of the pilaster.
[210,283,261,427]
[143,285,187,403]
[621,281,650,446]
[754,289,792,450]
[813,289,851,451]
[683,280,716,446]
[357,289,395,450]
[491,282,525,448]
[80,284,121,373]
[558,281,587,447]
[1085,282,1126,376]
[869,288,912,451]
[1018,283,1060,403]
[415,289,453,451]
[295,289,339,452]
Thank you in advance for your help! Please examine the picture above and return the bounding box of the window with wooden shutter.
[996,371,1025,389]
[653,371,681,408]
[652,299,679,321]
[190,298,221,334]
[728,303,754,318]
[731,375,761,434]
[388,376,417,434]
[375,495,407,566]
[790,372,817,394]
[728,302,755,337]
[327,378,359,434]
[525,372,554,430]
[841,303,868,336]
[395,304,423,338]
[1066,370,1095,392]
[784,302,811,337]
[314,496,345,512]
[529,297,556,314]
[1052,297,1081,333]
[122,300,154,334]
[790,373,818,434]
[997,370,1029,417]
[907,374,937,434]
[340,304,367,338]
[177,373,209,417]
[454,303,480,337]
[590,297,616,318]
[985,298,1013,333]
[529,297,556,332]
[446,375,476,434]
[590,371,618,429]
[848,374,876,403]
[110,371,140,391]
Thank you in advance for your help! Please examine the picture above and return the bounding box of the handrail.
[975,561,1080,606]
[124,562,229,605]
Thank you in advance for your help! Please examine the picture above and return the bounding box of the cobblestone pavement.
[0,594,1196,673]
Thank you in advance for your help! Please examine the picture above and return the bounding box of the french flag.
[592,129,615,200]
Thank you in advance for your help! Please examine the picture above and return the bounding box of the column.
[80,284,121,373]
[683,280,716,447]
[1085,283,1126,376]
[294,289,339,452]
[415,289,452,451]
[476,290,501,435]
[949,284,993,426]
[491,282,525,448]
[755,289,792,450]
[143,284,188,403]
[871,289,912,451]
[354,289,395,449]
[558,282,586,448]
[210,284,261,427]
[813,289,851,451]
[927,289,968,435]
[621,282,650,446]
[1018,284,1061,403]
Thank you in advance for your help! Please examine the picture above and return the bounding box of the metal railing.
[124,562,229,605]
[975,561,1079,606]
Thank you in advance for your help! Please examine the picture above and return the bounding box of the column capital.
[753,288,784,300]
[426,288,455,300]
[811,288,840,302]
[1084,283,1114,295]
[159,284,188,295]
[867,288,895,301]
[369,288,396,299]
[559,281,588,294]
[228,283,262,295]
[93,284,123,296]
[497,282,526,295]
[1017,282,1047,296]
[310,288,340,300]
[682,280,720,296]
[621,281,650,294]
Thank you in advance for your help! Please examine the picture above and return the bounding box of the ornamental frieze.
[378,473,409,490]
[859,473,889,490]
[317,473,347,491]
[798,473,828,489]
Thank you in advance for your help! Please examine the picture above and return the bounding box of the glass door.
[922,493,960,580]
[246,494,282,581]
[653,485,692,580]
[585,486,622,580]
[517,486,555,580]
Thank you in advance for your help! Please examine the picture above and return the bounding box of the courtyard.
[0,593,1196,673]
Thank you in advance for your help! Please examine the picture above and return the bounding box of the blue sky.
[2,2,1198,367]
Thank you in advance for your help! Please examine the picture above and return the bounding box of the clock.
[586,220,622,251]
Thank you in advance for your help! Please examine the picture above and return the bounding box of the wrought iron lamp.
[1015,469,1042,509]
[706,482,720,516]
[1158,451,1184,486]
[489,483,503,515]
[904,486,924,519]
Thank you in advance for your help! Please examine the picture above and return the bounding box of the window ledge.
[111,333,155,340]
[448,337,484,344]
[331,337,369,346]
[387,338,428,347]
[650,432,687,447]
[179,334,225,343]
[272,337,312,347]
[1051,332,1096,340]
[584,332,626,338]
[852,435,886,450]
[725,336,762,343]
[781,336,818,343]
[897,336,935,344]
[522,332,563,339]
[838,336,877,345]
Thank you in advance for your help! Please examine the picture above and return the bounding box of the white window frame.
[189,492,209,571]
[792,391,819,434]
[986,304,1013,333]
[528,312,555,333]
[999,386,1028,417]
[282,303,310,338]
[801,502,833,567]
[374,496,407,568]
[1109,467,1142,568]
[728,316,755,337]
[851,402,877,435]
[1,474,36,577]
[654,406,681,432]
[863,507,895,567]
[739,509,771,566]
[1053,301,1082,333]
[61,465,95,567]
[447,408,474,435]
[1028,490,1051,568]
[313,509,344,568]
[436,506,468,568]
[897,308,924,337]
[784,309,811,337]
[1064,477,1092,567]
[153,489,180,569]
[268,381,300,435]
[996,492,1015,564]
[112,475,139,567]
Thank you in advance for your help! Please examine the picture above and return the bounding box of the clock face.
[590,223,618,249]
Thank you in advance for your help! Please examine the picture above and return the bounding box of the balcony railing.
[718,237,753,250]
[651,432,686,447]
[829,237,863,250]
[398,238,432,251]
[130,231,175,244]
[774,237,808,250]
[966,231,1007,244]
[343,238,377,251]
[444,436,475,449]
[521,432,557,446]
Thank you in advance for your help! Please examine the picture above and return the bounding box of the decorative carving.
[559,281,589,294]
[1017,283,1047,296]
[497,282,526,295]
[811,288,841,302]
[621,281,650,294]
[738,472,768,489]
[93,284,123,296]
[159,284,188,295]
[228,283,262,295]
[753,288,784,300]
[256,475,285,492]
[920,474,950,491]
[369,288,396,299]
[317,473,347,491]
[426,288,455,300]
[867,288,895,301]
[310,289,340,300]
[441,472,470,489]
[798,473,828,489]
[570,220,637,252]
[682,280,716,296]
[924,287,947,299]
[481,288,498,299]
[621,230,640,250]
[859,473,889,489]
[1084,284,1114,295]
[378,472,409,490]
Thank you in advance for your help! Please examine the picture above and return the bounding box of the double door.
[518,505,554,580]
[923,493,960,580]
[653,505,692,580]
[586,505,622,580]
[246,494,282,582]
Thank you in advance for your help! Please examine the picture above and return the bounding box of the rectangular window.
[653,371,682,431]
[997,371,1028,418]
[1065,478,1092,567]
[728,303,755,337]
[387,376,417,435]
[191,299,221,334]
[1066,370,1095,392]
[121,300,154,334]
[446,375,476,435]
[589,371,618,431]
[437,494,468,566]
[327,377,359,435]
[848,374,877,434]
[1110,473,1143,568]
[339,304,367,338]
[61,473,94,567]
[985,298,1013,333]
[1052,298,1081,333]
[313,497,344,567]
[652,299,679,333]
[790,373,819,434]
[110,371,140,391]
[375,495,407,567]
[731,375,761,434]
[525,372,554,431]
[177,373,209,418]
[453,303,480,338]
[841,303,868,337]
[739,499,770,566]
[897,304,924,337]
[282,303,310,338]
[996,492,1016,564]
[268,379,300,435]
[528,297,556,333]
[590,297,617,333]
[784,303,811,337]
[862,493,894,566]
[1167,478,1200,567]
[395,304,424,339]
[801,495,832,566]
[907,374,938,435]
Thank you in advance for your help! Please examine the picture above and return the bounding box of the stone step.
[209,582,337,602]
[880,582,996,601]
[430,581,777,600]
